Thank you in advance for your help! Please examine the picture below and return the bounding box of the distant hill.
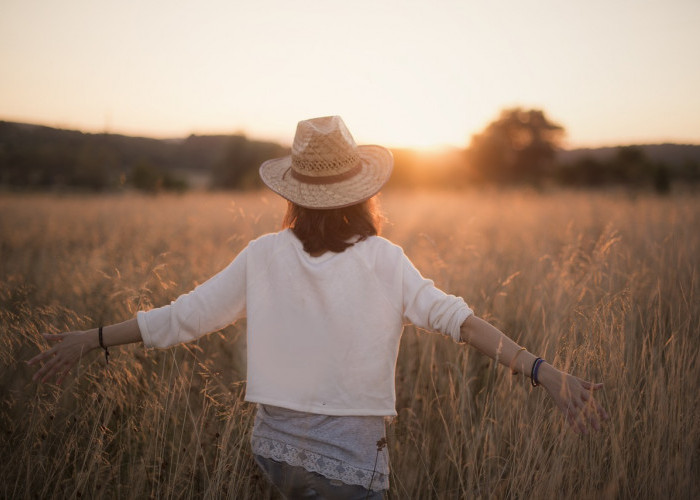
[1,120,698,191]
[558,144,700,169]
[0,121,287,190]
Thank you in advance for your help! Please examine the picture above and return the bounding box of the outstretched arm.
[27,242,249,385]
[460,315,608,434]
[28,318,142,384]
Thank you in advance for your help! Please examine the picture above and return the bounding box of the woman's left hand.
[538,363,609,434]
[27,330,97,384]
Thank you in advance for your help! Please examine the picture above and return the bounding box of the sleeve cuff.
[449,305,474,343]
[136,310,155,348]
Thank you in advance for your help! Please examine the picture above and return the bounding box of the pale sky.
[1,0,699,149]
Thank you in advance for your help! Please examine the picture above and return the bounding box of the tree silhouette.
[467,108,565,183]
[212,136,287,189]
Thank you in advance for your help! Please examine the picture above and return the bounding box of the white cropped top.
[137,229,472,416]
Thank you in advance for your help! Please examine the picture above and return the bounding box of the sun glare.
[366,119,464,150]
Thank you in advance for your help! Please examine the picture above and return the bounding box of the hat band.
[290,161,362,185]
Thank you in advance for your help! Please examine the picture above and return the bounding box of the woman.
[29,116,607,499]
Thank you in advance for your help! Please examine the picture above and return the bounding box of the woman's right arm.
[28,317,142,384]
[28,240,251,385]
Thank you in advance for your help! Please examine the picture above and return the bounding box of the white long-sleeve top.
[137,229,472,416]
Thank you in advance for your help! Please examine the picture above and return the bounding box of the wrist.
[83,329,101,352]
[537,362,561,391]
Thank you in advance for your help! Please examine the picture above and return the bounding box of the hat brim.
[259,145,393,209]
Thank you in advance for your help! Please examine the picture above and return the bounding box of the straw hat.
[259,116,393,209]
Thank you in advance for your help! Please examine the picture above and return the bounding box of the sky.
[1,0,699,149]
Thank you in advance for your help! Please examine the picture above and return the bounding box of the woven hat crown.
[259,115,393,209]
[291,116,360,178]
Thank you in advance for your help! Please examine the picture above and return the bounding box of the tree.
[129,160,188,193]
[212,135,288,189]
[467,108,565,183]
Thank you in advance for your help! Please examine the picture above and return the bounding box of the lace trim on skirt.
[251,435,389,491]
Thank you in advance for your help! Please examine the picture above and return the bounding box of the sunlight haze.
[1,0,699,148]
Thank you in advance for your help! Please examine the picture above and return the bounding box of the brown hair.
[283,197,383,254]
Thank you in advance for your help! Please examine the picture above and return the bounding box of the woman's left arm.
[460,315,608,434]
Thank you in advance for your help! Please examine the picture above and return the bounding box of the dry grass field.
[1,189,698,498]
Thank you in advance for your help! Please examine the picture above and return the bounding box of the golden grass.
[1,189,698,499]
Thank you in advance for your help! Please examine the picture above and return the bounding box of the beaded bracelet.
[530,357,544,387]
[98,326,110,364]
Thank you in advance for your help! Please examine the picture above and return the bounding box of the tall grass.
[1,189,698,498]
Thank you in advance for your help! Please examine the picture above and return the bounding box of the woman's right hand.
[27,330,98,385]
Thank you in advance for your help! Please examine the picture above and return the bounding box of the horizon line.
[2,116,698,152]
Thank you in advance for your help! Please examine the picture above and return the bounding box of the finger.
[35,361,54,383]
[42,366,61,384]
[28,343,59,365]
[27,352,46,366]
[573,415,587,434]
[29,351,55,371]
[575,410,587,434]
[594,399,609,420]
[562,402,584,435]
[580,380,604,391]
[566,404,589,435]
[582,390,608,419]
[56,364,71,385]
[583,403,601,432]
[28,334,67,365]
[31,346,60,365]
[566,410,580,434]
[576,412,589,435]
[35,355,62,383]
[32,359,50,381]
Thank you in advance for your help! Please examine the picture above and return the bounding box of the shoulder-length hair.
[283,197,383,254]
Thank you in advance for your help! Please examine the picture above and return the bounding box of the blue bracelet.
[531,357,544,387]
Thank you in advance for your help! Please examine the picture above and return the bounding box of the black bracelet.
[98,326,110,364]
[530,357,544,387]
